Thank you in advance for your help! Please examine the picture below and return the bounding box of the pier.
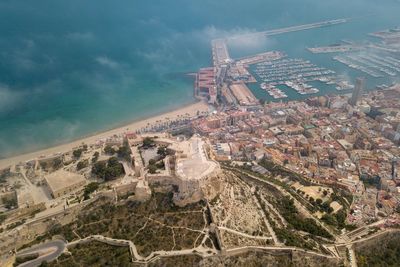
[203,18,349,105]
[227,19,347,41]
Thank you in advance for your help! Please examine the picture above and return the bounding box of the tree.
[142,137,155,148]
[156,161,165,169]
[53,158,63,169]
[2,197,17,209]
[77,160,89,170]
[40,162,48,170]
[148,159,156,166]
[148,165,157,174]
[323,190,328,196]
[157,146,166,156]
[83,182,99,200]
[316,198,323,205]
[104,157,124,181]
[73,149,83,158]
[92,152,100,163]
[104,145,116,155]
[0,213,6,224]
[117,140,131,162]
[92,158,124,180]
[108,157,120,167]
[321,214,338,226]
[92,161,107,178]
[335,210,346,228]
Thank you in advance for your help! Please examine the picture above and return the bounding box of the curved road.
[17,240,66,267]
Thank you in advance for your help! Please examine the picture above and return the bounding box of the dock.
[227,19,348,41]
[236,51,285,65]
[307,44,363,54]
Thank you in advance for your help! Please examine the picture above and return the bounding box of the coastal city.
[1,14,400,267]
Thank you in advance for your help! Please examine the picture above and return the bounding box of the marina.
[252,57,353,98]
[369,27,400,40]
[334,52,400,78]
[260,82,288,99]
[201,21,399,105]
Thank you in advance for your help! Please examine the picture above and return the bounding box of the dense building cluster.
[192,84,400,225]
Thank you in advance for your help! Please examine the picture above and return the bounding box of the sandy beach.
[0,101,209,169]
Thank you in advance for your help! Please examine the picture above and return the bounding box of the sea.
[0,0,399,158]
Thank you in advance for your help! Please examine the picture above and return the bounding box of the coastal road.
[16,240,66,267]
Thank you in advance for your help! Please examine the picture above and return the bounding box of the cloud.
[66,32,95,42]
[95,56,120,69]
[134,24,277,73]
[0,118,82,158]
[198,25,276,51]
[0,85,22,112]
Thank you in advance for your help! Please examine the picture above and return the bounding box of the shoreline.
[0,101,209,169]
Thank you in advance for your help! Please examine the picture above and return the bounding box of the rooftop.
[45,170,86,193]
[174,137,218,181]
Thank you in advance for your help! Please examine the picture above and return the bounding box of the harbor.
[251,57,353,98]
[197,19,400,105]
[334,52,400,78]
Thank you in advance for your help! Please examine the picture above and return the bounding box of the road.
[16,240,66,267]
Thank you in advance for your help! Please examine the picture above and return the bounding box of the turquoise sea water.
[0,0,399,157]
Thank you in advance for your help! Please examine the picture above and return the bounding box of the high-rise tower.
[349,77,365,106]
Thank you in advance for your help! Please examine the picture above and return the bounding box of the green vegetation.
[231,165,316,213]
[142,137,155,148]
[6,219,26,230]
[277,196,332,239]
[259,158,312,186]
[104,144,117,155]
[77,159,89,170]
[91,151,99,163]
[32,193,208,258]
[92,157,124,181]
[48,241,132,267]
[73,148,84,158]
[147,156,165,174]
[157,146,174,158]
[117,139,132,162]
[0,213,6,223]
[275,228,315,250]
[13,254,39,267]
[356,232,400,267]
[148,164,157,174]
[2,197,17,209]
[149,255,203,267]
[321,209,350,230]
[83,182,99,200]
[315,200,334,214]
[53,158,63,169]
